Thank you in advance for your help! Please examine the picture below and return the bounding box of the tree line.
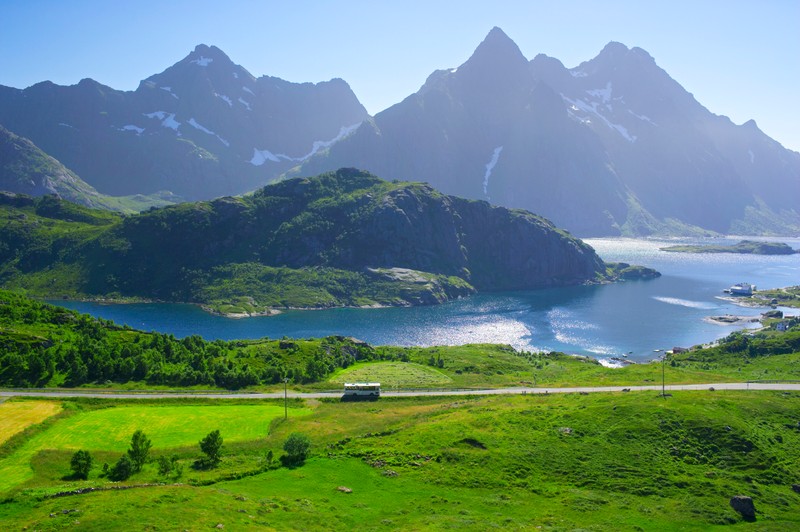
[0,290,402,389]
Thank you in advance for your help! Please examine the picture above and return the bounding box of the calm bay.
[51,237,800,363]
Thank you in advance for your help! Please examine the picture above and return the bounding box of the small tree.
[70,449,93,480]
[283,433,311,465]
[109,455,134,481]
[157,455,183,478]
[127,430,152,473]
[199,429,223,467]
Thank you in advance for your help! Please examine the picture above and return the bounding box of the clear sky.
[1,0,798,151]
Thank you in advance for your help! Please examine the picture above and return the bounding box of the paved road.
[1,382,799,400]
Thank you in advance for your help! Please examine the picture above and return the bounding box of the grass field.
[0,401,62,446]
[0,402,309,495]
[1,391,799,530]
[329,361,453,387]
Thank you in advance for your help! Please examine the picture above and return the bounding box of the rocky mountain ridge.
[291,28,800,236]
[0,45,368,200]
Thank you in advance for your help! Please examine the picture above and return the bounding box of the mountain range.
[1,29,798,236]
[293,27,800,236]
[0,44,368,201]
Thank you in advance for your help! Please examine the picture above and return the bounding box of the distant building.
[672,347,689,353]
[776,321,791,332]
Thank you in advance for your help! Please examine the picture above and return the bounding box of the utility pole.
[661,353,667,398]
[283,377,289,419]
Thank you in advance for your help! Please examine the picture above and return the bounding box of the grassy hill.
[0,168,644,314]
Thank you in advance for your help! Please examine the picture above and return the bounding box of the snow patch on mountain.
[232,71,239,79]
[188,118,214,135]
[250,122,363,166]
[749,149,755,164]
[570,70,588,78]
[188,118,229,146]
[627,110,657,125]
[144,111,181,133]
[216,94,233,107]
[119,125,144,135]
[586,82,613,104]
[483,146,504,198]
[58,123,75,129]
[299,122,362,161]
[242,86,255,95]
[562,96,637,143]
[160,86,179,99]
[238,97,252,111]
[250,149,286,166]
[190,56,213,67]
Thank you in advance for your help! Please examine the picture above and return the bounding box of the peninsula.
[660,240,798,255]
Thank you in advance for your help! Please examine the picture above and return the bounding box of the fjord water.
[54,238,799,363]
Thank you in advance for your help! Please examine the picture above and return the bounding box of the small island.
[660,240,799,255]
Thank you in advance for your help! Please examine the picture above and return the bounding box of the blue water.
[51,237,800,363]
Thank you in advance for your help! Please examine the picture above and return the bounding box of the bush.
[109,455,134,481]
[198,429,223,468]
[282,433,311,465]
[157,455,183,478]
[127,430,152,473]
[70,449,93,480]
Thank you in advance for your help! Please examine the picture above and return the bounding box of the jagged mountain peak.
[184,43,234,66]
[140,43,253,90]
[460,26,528,73]
[574,41,659,78]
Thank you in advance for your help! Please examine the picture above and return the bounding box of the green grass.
[0,402,309,495]
[329,361,453,387]
[1,392,799,529]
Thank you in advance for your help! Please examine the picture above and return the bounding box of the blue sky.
[1,0,798,150]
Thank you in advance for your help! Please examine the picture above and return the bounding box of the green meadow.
[1,391,799,530]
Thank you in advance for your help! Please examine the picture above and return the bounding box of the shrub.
[70,449,93,480]
[282,433,311,465]
[109,455,134,481]
[127,430,152,473]
[198,429,223,468]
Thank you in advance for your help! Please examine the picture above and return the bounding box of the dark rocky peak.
[571,41,658,79]
[457,27,529,79]
[530,53,570,88]
[184,44,236,68]
[742,119,761,132]
[140,43,255,92]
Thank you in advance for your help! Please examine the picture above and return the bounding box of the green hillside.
[0,168,644,314]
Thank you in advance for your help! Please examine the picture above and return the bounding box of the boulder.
[729,495,756,520]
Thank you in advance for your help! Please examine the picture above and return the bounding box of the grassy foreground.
[1,391,799,530]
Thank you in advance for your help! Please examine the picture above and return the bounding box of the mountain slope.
[0,45,368,200]
[292,28,800,236]
[0,168,633,314]
[0,124,182,212]
[0,124,105,205]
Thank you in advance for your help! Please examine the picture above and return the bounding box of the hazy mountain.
[0,45,368,200]
[0,124,104,204]
[0,125,182,212]
[292,28,800,236]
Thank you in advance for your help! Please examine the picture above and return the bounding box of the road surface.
[1,382,798,400]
